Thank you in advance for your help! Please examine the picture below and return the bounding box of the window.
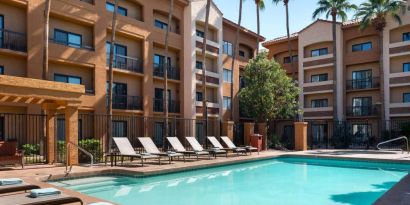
[223,69,232,83]
[311,99,328,108]
[311,74,328,82]
[312,124,328,144]
[352,42,372,52]
[155,20,168,30]
[352,124,371,140]
[239,75,246,89]
[283,55,298,64]
[403,63,410,72]
[404,93,410,103]
[112,120,127,137]
[196,30,205,38]
[106,2,127,16]
[0,15,3,48]
[223,41,233,56]
[352,97,372,116]
[0,66,3,75]
[196,92,203,101]
[106,42,127,56]
[54,74,81,85]
[153,54,171,67]
[403,32,410,42]
[352,70,372,89]
[196,61,203,70]
[223,97,231,109]
[54,29,82,48]
[0,116,4,141]
[239,50,245,57]
[311,48,328,57]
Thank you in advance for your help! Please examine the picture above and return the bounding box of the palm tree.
[43,0,51,80]
[312,0,357,121]
[255,0,265,54]
[355,0,405,129]
[162,0,174,148]
[272,0,295,80]
[230,0,244,121]
[201,0,212,138]
[107,0,119,155]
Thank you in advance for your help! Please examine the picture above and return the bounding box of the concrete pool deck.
[2,149,410,204]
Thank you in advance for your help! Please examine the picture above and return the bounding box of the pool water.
[50,157,410,205]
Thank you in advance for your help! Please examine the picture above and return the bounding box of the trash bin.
[251,134,263,151]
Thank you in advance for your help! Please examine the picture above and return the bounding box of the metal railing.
[153,98,180,113]
[0,29,27,52]
[346,105,379,117]
[106,53,143,74]
[108,95,143,110]
[153,64,180,80]
[377,136,409,154]
[346,77,380,90]
[65,142,94,174]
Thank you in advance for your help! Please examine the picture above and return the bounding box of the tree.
[239,52,301,148]
[254,0,265,54]
[312,0,357,121]
[355,0,405,130]
[162,0,174,148]
[230,0,244,121]
[201,0,212,137]
[272,0,295,80]
[107,0,119,154]
[43,0,51,80]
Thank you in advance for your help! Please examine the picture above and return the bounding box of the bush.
[78,139,103,163]
[22,144,40,156]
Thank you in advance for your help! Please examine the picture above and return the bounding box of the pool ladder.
[377,136,409,154]
[65,142,94,174]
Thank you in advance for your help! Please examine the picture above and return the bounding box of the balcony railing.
[153,98,180,113]
[153,63,180,80]
[0,29,27,52]
[346,77,380,90]
[346,105,379,117]
[106,54,143,74]
[107,95,143,110]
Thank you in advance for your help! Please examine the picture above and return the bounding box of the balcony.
[153,64,180,80]
[107,95,143,110]
[346,78,380,91]
[106,54,143,74]
[50,38,94,51]
[153,98,180,113]
[346,105,379,117]
[0,29,27,53]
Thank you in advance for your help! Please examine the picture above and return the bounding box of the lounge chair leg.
[183,155,185,162]
[141,158,144,167]
[169,157,171,164]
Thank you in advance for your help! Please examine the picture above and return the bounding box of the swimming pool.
[50,157,410,205]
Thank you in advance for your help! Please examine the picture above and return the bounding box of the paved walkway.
[1,149,410,204]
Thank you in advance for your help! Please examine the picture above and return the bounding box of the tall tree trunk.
[201,0,211,140]
[285,2,294,80]
[256,1,260,54]
[163,0,174,148]
[332,14,338,121]
[379,28,386,131]
[230,0,243,121]
[107,0,119,154]
[43,0,51,80]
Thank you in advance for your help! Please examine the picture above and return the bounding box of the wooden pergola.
[0,75,84,165]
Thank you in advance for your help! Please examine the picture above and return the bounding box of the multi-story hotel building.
[263,6,410,144]
[0,0,262,144]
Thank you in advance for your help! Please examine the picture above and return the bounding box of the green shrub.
[22,144,40,156]
[78,139,103,163]
[400,122,410,137]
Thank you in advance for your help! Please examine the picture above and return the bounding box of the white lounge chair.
[109,137,160,166]
[167,137,211,160]
[208,136,247,156]
[221,136,259,155]
[138,137,184,164]
[186,137,227,158]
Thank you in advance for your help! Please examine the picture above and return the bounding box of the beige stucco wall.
[0,54,26,77]
[0,2,26,33]
[49,16,94,47]
[106,0,143,21]
[390,87,410,103]
[304,93,333,107]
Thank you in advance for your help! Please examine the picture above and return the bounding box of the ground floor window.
[312,124,328,143]
[112,120,127,137]
[0,116,4,141]
[352,124,371,141]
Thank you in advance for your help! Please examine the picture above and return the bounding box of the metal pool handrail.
[65,142,94,174]
[377,136,409,154]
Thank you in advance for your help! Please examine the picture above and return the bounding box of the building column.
[44,104,58,164]
[294,122,308,151]
[65,105,79,166]
[221,121,234,140]
[243,122,255,146]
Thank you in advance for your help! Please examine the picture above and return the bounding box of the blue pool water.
[50,157,410,205]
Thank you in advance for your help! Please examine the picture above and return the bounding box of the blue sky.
[214,0,368,41]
